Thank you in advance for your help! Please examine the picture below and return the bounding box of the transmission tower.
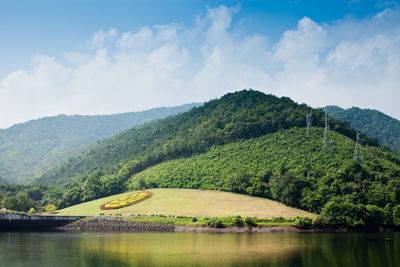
[353,130,365,164]
[322,110,333,153]
[306,110,312,136]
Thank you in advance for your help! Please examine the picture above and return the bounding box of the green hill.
[57,188,314,218]
[0,103,199,184]
[3,90,400,226]
[126,128,400,215]
[325,106,400,153]
[38,90,377,188]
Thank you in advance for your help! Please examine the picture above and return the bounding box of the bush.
[191,217,197,222]
[393,205,400,225]
[45,204,57,213]
[294,217,313,228]
[244,217,256,227]
[232,216,244,226]
[28,207,36,214]
[364,205,386,225]
[319,201,364,226]
[207,218,224,228]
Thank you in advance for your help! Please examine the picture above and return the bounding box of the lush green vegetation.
[0,183,62,212]
[0,103,198,184]
[39,90,377,200]
[122,128,400,225]
[2,90,399,227]
[325,105,400,153]
[126,214,303,228]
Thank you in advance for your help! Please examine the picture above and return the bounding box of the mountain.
[3,90,400,226]
[325,106,400,153]
[0,103,200,184]
[38,90,378,187]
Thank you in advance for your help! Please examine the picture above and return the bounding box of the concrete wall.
[0,212,85,230]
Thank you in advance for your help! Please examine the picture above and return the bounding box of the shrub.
[244,217,256,227]
[364,205,386,225]
[208,218,224,228]
[28,207,36,214]
[294,217,313,228]
[191,217,197,222]
[232,215,244,226]
[45,204,57,213]
[393,205,400,225]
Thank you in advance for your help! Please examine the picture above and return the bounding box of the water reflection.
[0,232,398,267]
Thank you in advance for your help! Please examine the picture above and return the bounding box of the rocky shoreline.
[58,217,175,232]
[56,217,400,233]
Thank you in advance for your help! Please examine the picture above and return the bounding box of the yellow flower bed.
[100,191,152,210]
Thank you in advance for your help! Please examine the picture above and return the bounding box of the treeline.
[0,183,61,212]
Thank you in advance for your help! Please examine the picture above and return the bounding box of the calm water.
[0,231,398,267]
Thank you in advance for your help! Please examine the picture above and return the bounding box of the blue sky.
[0,0,399,128]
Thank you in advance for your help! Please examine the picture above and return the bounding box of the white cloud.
[1,5,400,129]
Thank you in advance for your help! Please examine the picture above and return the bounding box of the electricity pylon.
[353,130,365,165]
[306,110,312,136]
[322,110,333,153]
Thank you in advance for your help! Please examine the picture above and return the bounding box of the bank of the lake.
[57,216,400,233]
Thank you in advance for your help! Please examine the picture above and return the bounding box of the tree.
[45,204,57,213]
[270,172,305,207]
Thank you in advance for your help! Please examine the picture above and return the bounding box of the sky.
[0,0,399,129]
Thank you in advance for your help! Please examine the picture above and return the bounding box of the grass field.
[57,188,315,218]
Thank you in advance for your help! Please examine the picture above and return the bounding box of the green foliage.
[0,104,198,184]
[232,216,244,226]
[13,90,398,227]
[2,192,34,212]
[41,90,375,191]
[244,216,256,226]
[319,201,388,226]
[45,204,57,213]
[293,217,313,228]
[28,207,36,214]
[326,105,400,153]
[393,205,400,225]
[270,172,307,207]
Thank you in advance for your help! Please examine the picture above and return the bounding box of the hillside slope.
[57,188,315,218]
[38,90,377,188]
[126,128,400,213]
[325,106,400,153]
[0,103,199,184]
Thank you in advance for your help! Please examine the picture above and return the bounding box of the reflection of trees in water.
[82,251,131,267]
[0,232,399,267]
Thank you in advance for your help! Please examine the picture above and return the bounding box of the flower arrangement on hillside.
[100,191,152,210]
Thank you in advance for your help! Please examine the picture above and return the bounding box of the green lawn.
[57,188,315,218]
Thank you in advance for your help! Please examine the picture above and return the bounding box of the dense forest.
[325,106,400,153]
[1,90,399,226]
[0,103,199,184]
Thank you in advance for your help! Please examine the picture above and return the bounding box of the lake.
[0,232,398,266]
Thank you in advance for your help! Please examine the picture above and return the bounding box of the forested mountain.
[325,106,400,153]
[0,103,199,184]
[3,90,400,225]
[38,90,378,187]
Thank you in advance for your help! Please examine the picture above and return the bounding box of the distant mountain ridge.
[0,103,200,184]
[325,106,400,153]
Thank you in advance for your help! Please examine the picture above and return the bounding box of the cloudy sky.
[1,0,399,129]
